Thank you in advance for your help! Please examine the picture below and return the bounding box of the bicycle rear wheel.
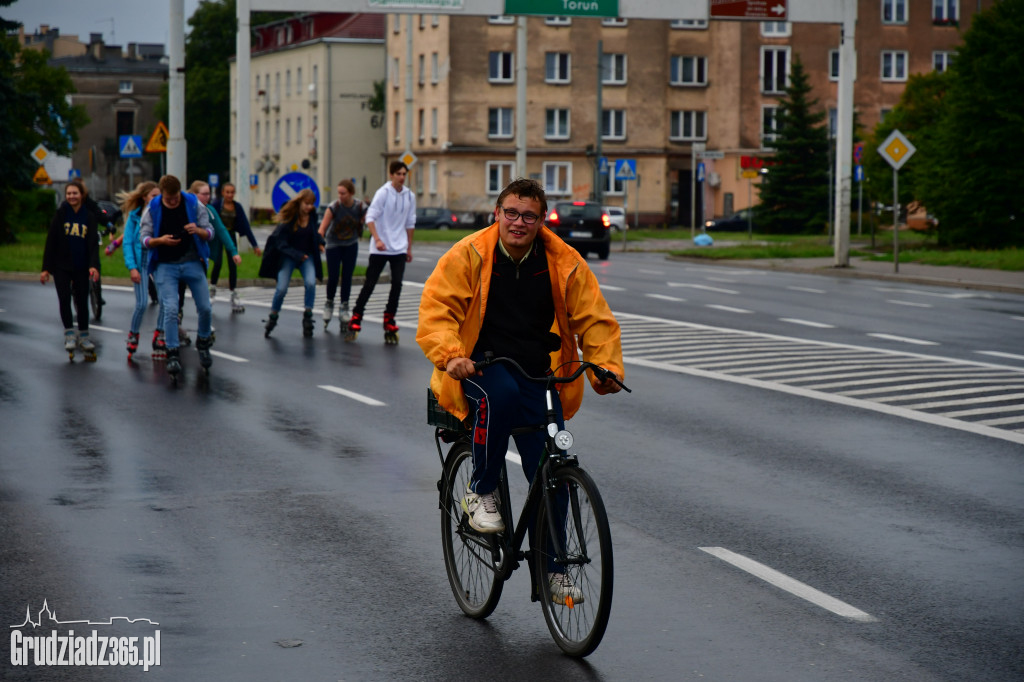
[533,465,613,657]
[89,278,103,321]
[440,441,503,618]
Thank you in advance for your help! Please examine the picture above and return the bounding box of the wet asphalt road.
[1,253,1023,681]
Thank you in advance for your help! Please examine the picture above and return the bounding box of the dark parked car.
[704,207,757,232]
[415,207,459,230]
[546,200,611,260]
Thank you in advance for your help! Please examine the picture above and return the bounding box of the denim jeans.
[154,260,211,349]
[129,251,164,334]
[272,255,316,311]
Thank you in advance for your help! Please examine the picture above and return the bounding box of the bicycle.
[430,353,630,657]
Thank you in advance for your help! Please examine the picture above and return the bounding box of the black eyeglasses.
[501,207,541,225]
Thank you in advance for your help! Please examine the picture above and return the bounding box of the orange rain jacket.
[417,223,624,422]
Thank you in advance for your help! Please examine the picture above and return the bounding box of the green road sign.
[504,0,619,18]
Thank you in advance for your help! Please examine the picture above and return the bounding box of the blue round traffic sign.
[271,172,320,213]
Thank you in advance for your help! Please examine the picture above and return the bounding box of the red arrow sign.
[710,0,788,20]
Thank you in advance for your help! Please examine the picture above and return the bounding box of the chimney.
[40,24,50,35]
[89,33,103,60]
[127,43,138,60]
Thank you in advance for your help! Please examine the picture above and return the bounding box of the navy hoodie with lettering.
[42,201,100,274]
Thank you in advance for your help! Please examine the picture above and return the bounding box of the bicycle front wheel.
[89,279,102,321]
[533,465,613,657]
[440,442,503,618]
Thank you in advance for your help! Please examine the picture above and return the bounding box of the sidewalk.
[626,239,1024,295]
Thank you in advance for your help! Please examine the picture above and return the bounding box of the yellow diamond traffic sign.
[878,129,916,171]
[399,150,417,168]
[30,144,49,164]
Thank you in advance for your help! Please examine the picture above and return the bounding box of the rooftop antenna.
[97,17,115,44]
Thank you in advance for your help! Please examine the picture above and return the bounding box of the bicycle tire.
[89,279,102,322]
[440,442,504,618]
[533,465,613,657]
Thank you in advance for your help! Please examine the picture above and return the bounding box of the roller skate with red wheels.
[126,331,139,361]
[152,329,167,360]
[344,310,362,342]
[383,313,399,345]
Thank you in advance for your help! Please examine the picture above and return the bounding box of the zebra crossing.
[230,285,1024,443]
[618,313,1024,444]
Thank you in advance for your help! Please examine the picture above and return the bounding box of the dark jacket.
[139,193,212,273]
[258,220,324,281]
[42,202,100,274]
[211,198,258,249]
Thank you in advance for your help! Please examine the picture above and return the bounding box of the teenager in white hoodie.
[347,161,416,341]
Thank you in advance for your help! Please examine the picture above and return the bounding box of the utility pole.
[594,41,603,205]
[167,0,186,180]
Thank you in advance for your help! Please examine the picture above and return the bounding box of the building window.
[431,52,439,83]
[274,120,280,154]
[670,56,707,86]
[265,119,270,151]
[603,172,624,196]
[761,21,790,37]
[432,14,440,27]
[829,50,840,80]
[545,108,570,140]
[118,80,133,94]
[761,46,790,93]
[670,111,706,141]
[296,67,302,96]
[312,65,318,91]
[543,162,571,196]
[488,107,513,138]
[933,0,959,22]
[418,108,425,142]
[419,13,426,29]
[933,51,954,72]
[671,19,708,29]
[489,51,514,83]
[545,52,571,84]
[391,57,400,88]
[431,107,438,140]
[429,160,437,194]
[255,121,261,148]
[762,106,780,149]
[880,108,893,122]
[601,53,627,85]
[882,0,907,24]
[488,15,515,24]
[393,14,401,33]
[602,18,628,27]
[881,50,908,81]
[286,70,291,98]
[602,109,626,141]
[285,118,291,146]
[255,74,261,91]
[418,54,425,85]
[296,116,302,145]
[393,111,400,144]
[486,161,515,194]
[545,16,571,26]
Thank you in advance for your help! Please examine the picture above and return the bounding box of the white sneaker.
[548,572,584,605]
[462,485,504,533]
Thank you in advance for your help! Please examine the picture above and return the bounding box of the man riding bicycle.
[417,177,624,604]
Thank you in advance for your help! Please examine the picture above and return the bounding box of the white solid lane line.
[318,385,386,406]
[209,350,248,363]
[90,325,124,334]
[779,318,836,329]
[699,547,877,623]
[867,333,939,346]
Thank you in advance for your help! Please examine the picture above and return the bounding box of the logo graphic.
[9,600,161,672]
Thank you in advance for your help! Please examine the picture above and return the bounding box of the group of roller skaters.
[40,162,416,375]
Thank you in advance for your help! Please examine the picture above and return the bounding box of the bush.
[11,188,58,233]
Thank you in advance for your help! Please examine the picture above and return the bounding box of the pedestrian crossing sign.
[119,135,143,159]
[614,159,636,181]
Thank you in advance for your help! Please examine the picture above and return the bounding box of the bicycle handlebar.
[472,352,631,393]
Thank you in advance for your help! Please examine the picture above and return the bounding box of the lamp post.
[748,167,767,240]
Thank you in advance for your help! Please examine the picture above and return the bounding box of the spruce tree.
[757,55,831,234]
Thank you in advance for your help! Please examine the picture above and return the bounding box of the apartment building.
[230,13,386,210]
[387,0,992,226]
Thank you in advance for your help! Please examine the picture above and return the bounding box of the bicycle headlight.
[554,430,574,451]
